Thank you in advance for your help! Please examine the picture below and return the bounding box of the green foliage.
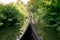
[28,0,60,40]
[43,0,60,32]
[0,4,24,29]
[0,3,25,40]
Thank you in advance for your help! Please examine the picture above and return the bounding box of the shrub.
[0,4,24,29]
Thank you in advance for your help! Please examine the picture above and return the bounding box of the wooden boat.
[19,15,40,40]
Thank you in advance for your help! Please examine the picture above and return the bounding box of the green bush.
[0,4,24,29]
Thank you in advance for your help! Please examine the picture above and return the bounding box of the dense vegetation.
[0,3,25,40]
[28,0,60,40]
[0,3,24,29]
